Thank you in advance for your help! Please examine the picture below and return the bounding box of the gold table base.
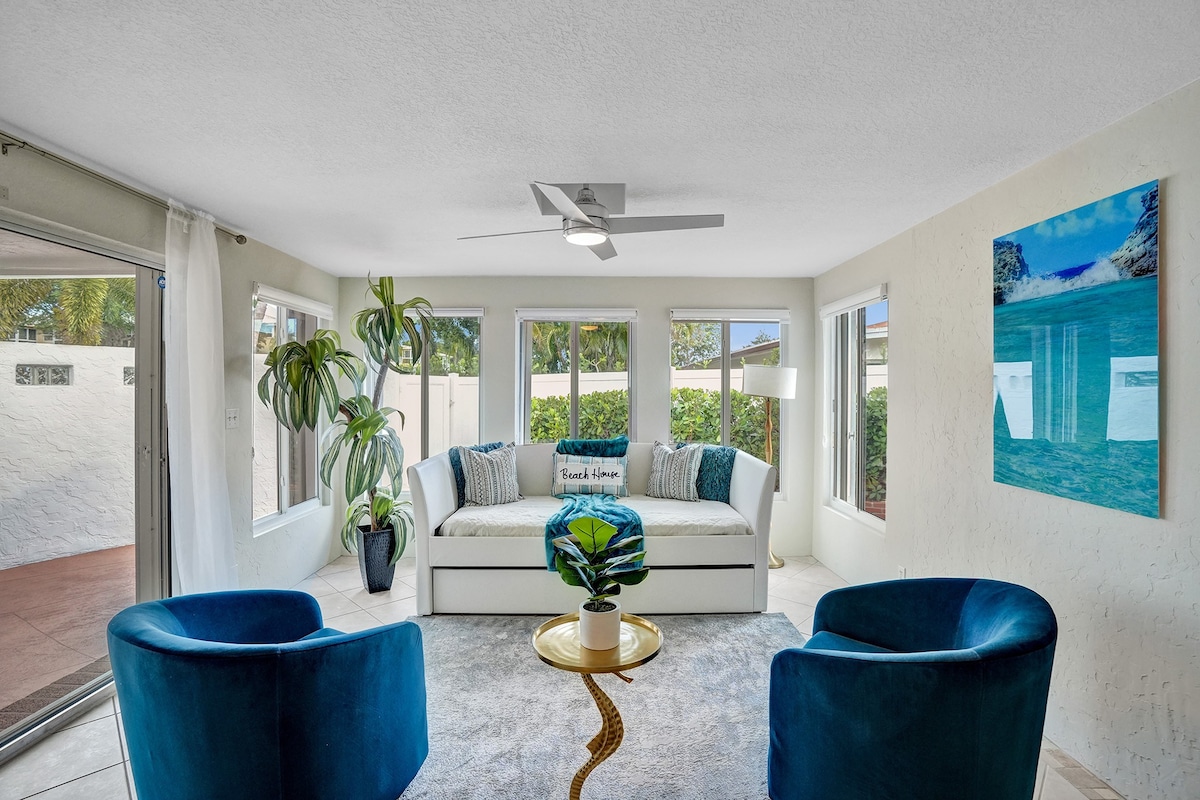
[570,672,631,800]
[533,613,663,800]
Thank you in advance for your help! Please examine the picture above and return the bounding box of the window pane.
[862,301,888,520]
[529,321,572,443]
[427,316,481,455]
[578,322,628,439]
[732,322,782,483]
[670,322,722,444]
[252,300,280,519]
[829,300,887,520]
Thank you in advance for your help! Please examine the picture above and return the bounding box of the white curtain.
[165,202,238,594]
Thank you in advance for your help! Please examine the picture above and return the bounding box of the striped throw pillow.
[552,454,629,497]
[459,444,521,506]
[647,441,703,501]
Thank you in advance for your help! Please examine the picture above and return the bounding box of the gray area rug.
[401,613,806,799]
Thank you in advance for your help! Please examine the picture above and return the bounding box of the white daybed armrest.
[729,450,776,611]
[407,452,456,615]
[729,450,775,537]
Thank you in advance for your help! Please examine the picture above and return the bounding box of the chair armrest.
[276,621,428,796]
[769,645,1051,798]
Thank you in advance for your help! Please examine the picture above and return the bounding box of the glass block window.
[123,367,135,386]
[16,365,73,385]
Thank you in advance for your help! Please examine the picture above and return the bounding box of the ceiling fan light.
[564,229,609,246]
[562,217,610,246]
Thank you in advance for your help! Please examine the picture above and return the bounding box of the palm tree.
[0,277,135,345]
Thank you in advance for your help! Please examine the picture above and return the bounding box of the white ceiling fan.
[458,182,724,260]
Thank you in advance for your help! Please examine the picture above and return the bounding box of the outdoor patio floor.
[0,546,134,732]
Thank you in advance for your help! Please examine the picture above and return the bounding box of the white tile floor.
[0,555,1121,799]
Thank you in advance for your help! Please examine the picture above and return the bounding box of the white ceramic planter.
[578,599,622,650]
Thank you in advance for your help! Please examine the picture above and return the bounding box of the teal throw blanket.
[545,494,644,570]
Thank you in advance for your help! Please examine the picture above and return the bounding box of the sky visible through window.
[730,322,777,350]
[866,300,888,325]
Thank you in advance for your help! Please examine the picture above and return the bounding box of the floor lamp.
[741,364,797,569]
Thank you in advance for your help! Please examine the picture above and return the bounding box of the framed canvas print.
[993,180,1159,517]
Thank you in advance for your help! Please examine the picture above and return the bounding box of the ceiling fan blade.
[457,228,559,241]
[607,214,725,235]
[531,182,593,224]
[589,239,618,260]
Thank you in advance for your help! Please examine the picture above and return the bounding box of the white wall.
[0,343,135,568]
[811,80,1200,799]
[0,141,341,590]
[338,276,816,556]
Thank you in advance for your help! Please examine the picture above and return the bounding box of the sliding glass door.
[0,225,166,755]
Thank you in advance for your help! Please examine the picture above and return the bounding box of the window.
[252,286,331,523]
[123,366,135,386]
[669,310,790,486]
[824,286,888,521]
[519,310,634,443]
[15,364,72,385]
[13,327,37,343]
[378,310,482,462]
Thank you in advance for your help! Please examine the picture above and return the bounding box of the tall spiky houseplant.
[257,277,431,588]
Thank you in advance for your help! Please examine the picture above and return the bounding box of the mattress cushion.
[440,494,750,538]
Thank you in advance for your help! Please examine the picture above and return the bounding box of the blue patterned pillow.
[556,435,629,457]
[449,442,505,508]
[647,442,703,501]
[459,444,521,506]
[552,454,629,497]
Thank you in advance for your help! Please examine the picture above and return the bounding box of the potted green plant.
[552,516,649,649]
[257,276,431,592]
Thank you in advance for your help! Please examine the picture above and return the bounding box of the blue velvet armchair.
[768,578,1057,800]
[107,590,428,800]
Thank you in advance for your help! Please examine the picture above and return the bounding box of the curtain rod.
[0,130,247,245]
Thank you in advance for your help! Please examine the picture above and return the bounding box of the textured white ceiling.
[1,1,1198,278]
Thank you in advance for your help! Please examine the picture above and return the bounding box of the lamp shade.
[741,364,797,399]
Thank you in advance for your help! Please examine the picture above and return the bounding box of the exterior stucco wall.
[0,342,135,568]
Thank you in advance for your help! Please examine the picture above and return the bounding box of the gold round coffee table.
[533,612,663,800]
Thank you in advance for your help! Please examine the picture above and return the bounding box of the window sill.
[252,498,323,538]
[825,498,887,534]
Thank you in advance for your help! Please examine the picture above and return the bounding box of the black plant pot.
[356,525,397,593]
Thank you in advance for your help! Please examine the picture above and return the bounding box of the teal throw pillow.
[556,435,629,457]
[675,443,738,503]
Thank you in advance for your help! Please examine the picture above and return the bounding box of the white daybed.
[406,442,776,615]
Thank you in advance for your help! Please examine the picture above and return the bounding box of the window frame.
[821,285,887,526]
[516,308,637,444]
[251,285,333,530]
[669,309,790,494]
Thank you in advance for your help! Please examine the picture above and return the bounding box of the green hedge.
[530,389,629,442]
[864,386,887,501]
[531,387,778,468]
